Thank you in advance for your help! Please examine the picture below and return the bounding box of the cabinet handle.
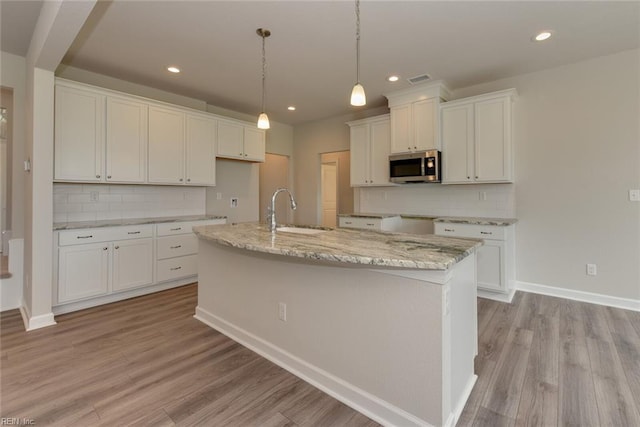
[444,228,455,232]
[107,175,112,179]
[170,227,182,231]
[345,221,353,225]
[77,235,93,239]
[480,231,493,235]
[115,246,119,249]
[103,247,108,251]
[96,174,101,179]
[127,231,141,235]
[366,223,375,226]
[170,266,182,271]
[170,245,182,249]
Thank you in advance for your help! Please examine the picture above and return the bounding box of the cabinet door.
[106,97,147,183]
[476,240,506,292]
[217,121,244,159]
[243,127,266,162]
[390,104,412,154]
[369,120,391,185]
[475,97,512,182]
[112,238,153,292]
[349,124,369,186]
[148,105,185,184]
[441,104,474,183]
[54,85,105,181]
[413,98,437,151]
[186,114,217,185]
[58,243,109,303]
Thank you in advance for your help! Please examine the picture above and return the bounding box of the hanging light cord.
[261,32,267,113]
[355,0,361,85]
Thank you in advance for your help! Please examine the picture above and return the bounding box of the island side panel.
[196,239,448,426]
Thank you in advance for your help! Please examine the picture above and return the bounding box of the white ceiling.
[3,1,639,125]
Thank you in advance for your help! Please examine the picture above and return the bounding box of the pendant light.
[257,28,271,129]
[350,0,366,106]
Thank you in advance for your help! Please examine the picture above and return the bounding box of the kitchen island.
[194,223,481,427]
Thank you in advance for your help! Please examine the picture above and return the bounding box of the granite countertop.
[433,217,518,226]
[193,222,482,270]
[53,214,227,231]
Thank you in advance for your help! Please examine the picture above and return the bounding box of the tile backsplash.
[53,184,206,223]
[358,183,516,218]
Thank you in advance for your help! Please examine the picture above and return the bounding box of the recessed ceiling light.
[387,75,400,82]
[287,106,296,111]
[533,31,552,42]
[167,66,181,73]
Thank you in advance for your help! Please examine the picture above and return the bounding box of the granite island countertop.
[54,214,227,231]
[193,222,482,270]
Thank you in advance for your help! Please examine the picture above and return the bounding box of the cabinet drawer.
[339,217,382,230]
[156,219,226,236]
[156,234,198,260]
[156,255,197,282]
[434,223,505,241]
[59,224,153,246]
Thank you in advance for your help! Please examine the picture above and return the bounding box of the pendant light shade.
[257,112,270,129]
[257,28,271,129]
[350,0,366,106]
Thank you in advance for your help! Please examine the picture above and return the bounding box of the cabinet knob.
[96,174,100,179]
[179,178,183,182]
[467,176,470,179]
[103,247,108,251]
[475,176,478,179]
[239,153,243,156]
[187,178,191,182]
[115,246,119,249]
[107,175,112,179]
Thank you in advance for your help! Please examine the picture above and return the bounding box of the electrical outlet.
[230,197,238,208]
[90,191,99,202]
[629,189,640,202]
[278,302,287,321]
[216,192,222,200]
[586,263,597,276]
[479,191,487,201]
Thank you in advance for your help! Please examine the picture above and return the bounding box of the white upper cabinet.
[385,81,449,154]
[148,105,185,184]
[217,120,265,162]
[54,83,105,182]
[347,115,392,186]
[106,96,148,183]
[185,113,217,185]
[441,89,517,184]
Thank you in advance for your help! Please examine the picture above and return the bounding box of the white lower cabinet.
[338,215,401,231]
[434,222,515,301]
[54,218,226,313]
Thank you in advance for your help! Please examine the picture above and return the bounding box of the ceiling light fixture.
[287,106,296,111]
[387,75,399,82]
[257,28,271,130]
[167,66,180,73]
[350,0,366,106]
[533,31,552,42]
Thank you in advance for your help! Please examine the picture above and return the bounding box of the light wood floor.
[2,285,640,426]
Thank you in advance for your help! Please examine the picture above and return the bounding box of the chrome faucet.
[267,188,297,232]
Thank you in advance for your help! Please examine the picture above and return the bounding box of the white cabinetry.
[441,89,517,184]
[56,225,153,304]
[148,105,185,184]
[106,96,148,183]
[185,113,217,185]
[54,83,105,182]
[347,115,392,186]
[434,221,515,302]
[53,218,227,314]
[338,215,401,231]
[217,120,265,162]
[385,81,450,154]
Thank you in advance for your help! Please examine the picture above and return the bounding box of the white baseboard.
[477,287,516,303]
[448,375,477,427]
[517,281,640,312]
[19,302,56,331]
[195,306,434,427]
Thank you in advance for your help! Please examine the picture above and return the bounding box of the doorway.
[320,151,353,228]
[0,88,13,256]
[321,162,337,227]
[259,153,291,225]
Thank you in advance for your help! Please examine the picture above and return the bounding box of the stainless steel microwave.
[389,150,441,183]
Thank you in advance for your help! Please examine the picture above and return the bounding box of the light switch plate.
[629,189,640,202]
